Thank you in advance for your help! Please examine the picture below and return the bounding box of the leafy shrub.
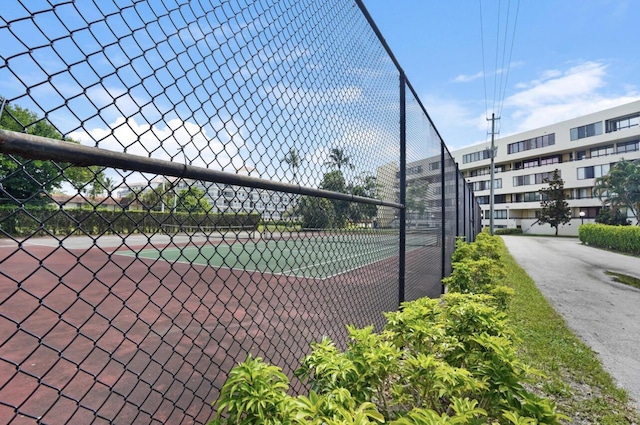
[0,205,260,237]
[595,207,630,226]
[444,233,512,304]
[579,223,640,255]
[209,233,566,424]
[210,293,566,424]
[494,228,523,235]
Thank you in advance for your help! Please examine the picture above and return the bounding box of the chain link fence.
[0,0,480,423]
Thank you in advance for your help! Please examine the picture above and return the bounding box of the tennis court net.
[292,228,440,248]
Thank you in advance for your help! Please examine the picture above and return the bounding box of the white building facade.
[452,100,640,236]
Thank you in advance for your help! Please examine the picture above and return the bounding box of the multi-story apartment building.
[452,100,640,236]
[115,175,291,220]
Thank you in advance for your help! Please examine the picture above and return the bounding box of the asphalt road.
[501,235,640,409]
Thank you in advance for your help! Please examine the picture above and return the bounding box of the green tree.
[282,147,301,184]
[595,206,631,226]
[0,102,98,203]
[299,196,335,229]
[405,179,429,226]
[537,169,571,236]
[175,186,212,213]
[348,175,378,224]
[65,166,107,196]
[139,187,164,211]
[594,159,640,225]
[325,148,355,171]
[321,170,348,228]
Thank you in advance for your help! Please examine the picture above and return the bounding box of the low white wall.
[519,218,592,236]
[483,218,595,236]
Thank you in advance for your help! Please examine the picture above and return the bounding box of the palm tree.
[325,147,355,171]
[282,148,301,184]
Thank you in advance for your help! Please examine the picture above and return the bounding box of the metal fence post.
[399,72,407,306]
[440,143,446,294]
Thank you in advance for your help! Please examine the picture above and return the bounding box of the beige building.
[452,100,640,236]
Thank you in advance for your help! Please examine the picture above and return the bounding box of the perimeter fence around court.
[0,0,480,423]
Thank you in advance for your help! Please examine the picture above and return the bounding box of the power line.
[491,0,502,117]
[479,0,489,139]
[479,0,520,125]
[497,0,520,120]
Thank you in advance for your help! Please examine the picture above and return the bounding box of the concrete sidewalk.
[500,235,640,408]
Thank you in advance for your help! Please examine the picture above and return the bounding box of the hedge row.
[0,206,261,238]
[578,223,640,255]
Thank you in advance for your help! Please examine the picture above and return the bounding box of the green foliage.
[299,196,336,229]
[0,205,260,237]
[209,355,295,424]
[0,101,106,203]
[321,170,349,228]
[444,233,507,299]
[348,175,378,223]
[578,222,640,255]
[595,206,630,226]
[210,234,569,424]
[493,228,522,235]
[537,169,571,236]
[594,159,640,224]
[212,291,566,424]
[405,180,429,223]
[209,355,385,425]
[325,148,355,171]
[282,148,301,184]
[175,186,212,213]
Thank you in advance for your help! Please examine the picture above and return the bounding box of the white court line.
[112,238,415,280]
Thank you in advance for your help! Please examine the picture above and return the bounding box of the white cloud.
[420,95,490,149]
[502,61,640,134]
[68,116,248,173]
[453,71,484,83]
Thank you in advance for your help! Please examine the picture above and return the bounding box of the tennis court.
[116,229,438,279]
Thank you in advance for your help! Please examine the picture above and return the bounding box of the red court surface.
[0,234,422,424]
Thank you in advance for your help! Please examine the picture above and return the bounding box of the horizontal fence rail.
[0,0,480,423]
[0,129,403,208]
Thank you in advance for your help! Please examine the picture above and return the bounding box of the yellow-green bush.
[579,223,640,255]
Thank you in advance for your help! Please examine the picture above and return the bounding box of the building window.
[570,121,603,141]
[513,171,558,187]
[472,178,502,191]
[606,113,640,132]
[577,164,611,180]
[469,167,490,177]
[575,188,590,199]
[540,155,561,166]
[523,159,539,168]
[616,140,639,154]
[576,150,587,160]
[463,149,492,164]
[428,161,440,171]
[590,144,614,158]
[507,133,555,154]
[407,165,423,175]
[487,209,507,219]
[523,191,540,202]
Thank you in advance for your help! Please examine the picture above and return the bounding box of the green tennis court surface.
[117,233,435,279]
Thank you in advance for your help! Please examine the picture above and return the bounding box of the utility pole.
[488,113,500,235]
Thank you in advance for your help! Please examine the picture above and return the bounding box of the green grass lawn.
[498,237,640,424]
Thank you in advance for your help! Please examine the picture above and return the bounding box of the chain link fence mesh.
[0,0,480,423]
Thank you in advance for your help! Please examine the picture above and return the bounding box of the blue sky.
[2,0,639,188]
[362,0,640,150]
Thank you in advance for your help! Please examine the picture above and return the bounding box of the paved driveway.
[500,236,640,408]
